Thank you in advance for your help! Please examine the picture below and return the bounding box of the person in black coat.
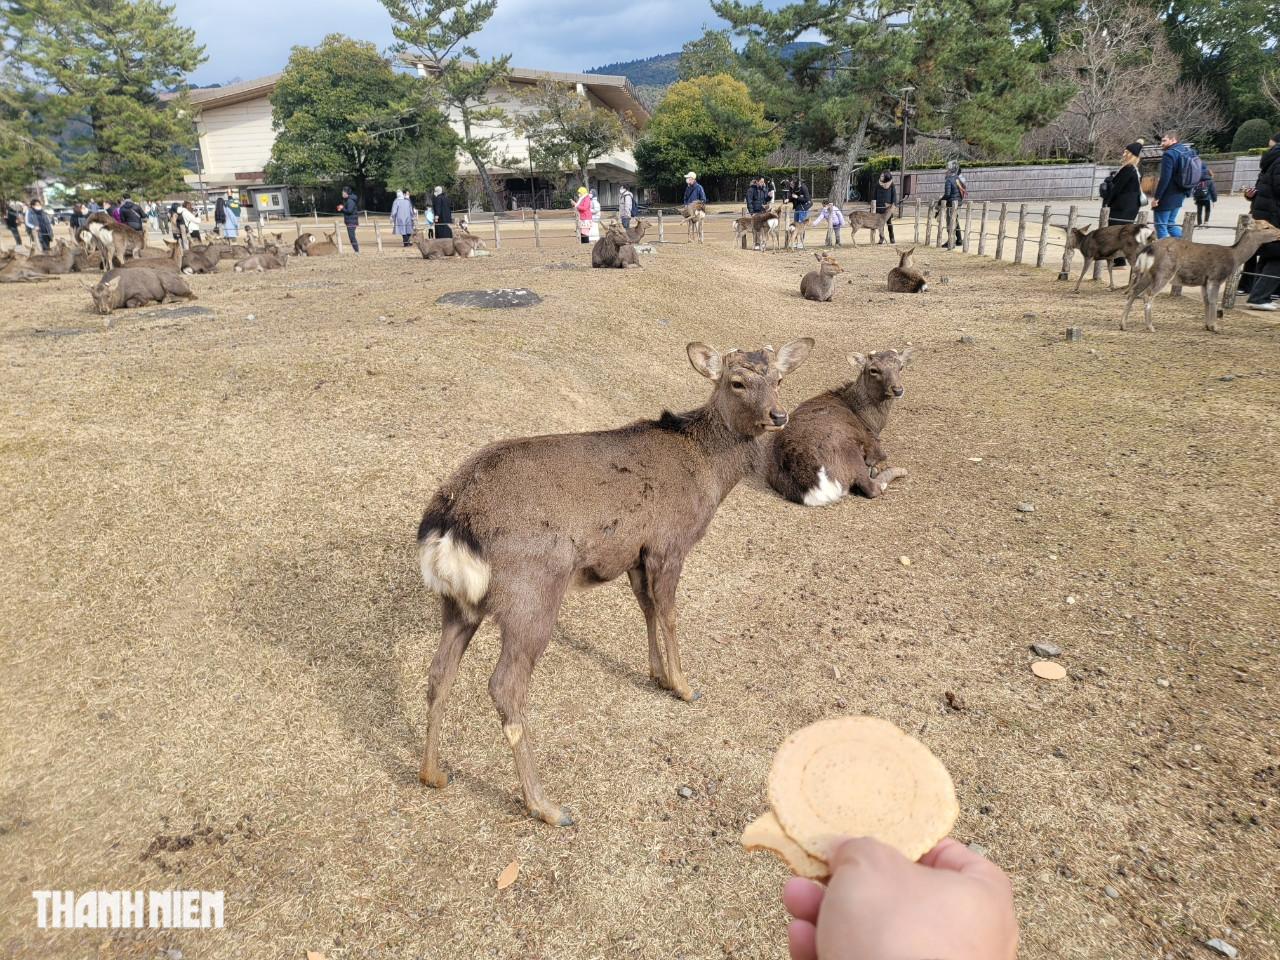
[29,199,53,251]
[118,193,144,232]
[1243,134,1280,310]
[874,171,898,244]
[745,176,768,214]
[432,186,452,239]
[339,186,360,252]
[5,203,22,247]
[1106,142,1143,227]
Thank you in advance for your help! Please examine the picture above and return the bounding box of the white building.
[184,64,648,209]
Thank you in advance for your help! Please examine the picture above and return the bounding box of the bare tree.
[1025,2,1223,161]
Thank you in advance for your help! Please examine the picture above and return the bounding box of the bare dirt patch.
[1,237,1278,959]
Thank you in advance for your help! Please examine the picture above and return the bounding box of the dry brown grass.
[2,236,1278,960]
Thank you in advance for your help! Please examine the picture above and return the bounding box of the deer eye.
[730,379,747,390]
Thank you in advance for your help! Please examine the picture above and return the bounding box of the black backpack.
[1099,172,1115,205]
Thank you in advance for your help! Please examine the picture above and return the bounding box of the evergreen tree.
[678,26,739,81]
[0,36,56,198]
[2,0,206,197]
[1230,118,1273,152]
[378,0,512,213]
[264,34,420,206]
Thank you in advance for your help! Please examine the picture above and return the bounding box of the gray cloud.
[171,0,722,85]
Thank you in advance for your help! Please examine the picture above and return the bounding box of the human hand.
[1151,198,1160,208]
[782,836,1019,960]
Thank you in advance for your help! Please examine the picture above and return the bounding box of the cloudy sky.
[171,0,729,86]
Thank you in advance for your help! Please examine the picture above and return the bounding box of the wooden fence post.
[995,203,1008,261]
[1035,205,1051,268]
[913,197,921,244]
[1221,214,1251,312]
[374,221,383,253]
[295,221,302,240]
[493,217,501,250]
[533,208,541,249]
[962,201,974,253]
[1170,212,1197,297]
[1013,203,1029,264]
[924,202,935,247]
[658,208,665,243]
[1058,205,1077,280]
[335,225,343,254]
[977,201,989,256]
[1093,207,1110,281]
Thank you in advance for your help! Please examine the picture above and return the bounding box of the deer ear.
[687,342,722,381]
[847,352,867,372]
[898,347,916,367]
[774,337,813,375]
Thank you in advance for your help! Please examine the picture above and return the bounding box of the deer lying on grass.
[887,247,927,293]
[1120,218,1280,333]
[98,239,183,278]
[680,200,706,243]
[302,230,339,256]
[411,228,484,259]
[85,269,196,320]
[764,348,914,506]
[0,257,56,283]
[800,253,842,301]
[625,219,649,243]
[1066,222,1154,292]
[845,209,892,246]
[17,239,75,276]
[235,249,289,272]
[591,221,641,268]
[181,243,224,275]
[293,232,317,255]
[416,338,814,825]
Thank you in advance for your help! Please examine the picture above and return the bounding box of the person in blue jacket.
[683,171,706,206]
[1151,129,1192,239]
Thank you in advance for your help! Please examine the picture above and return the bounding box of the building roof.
[180,63,648,126]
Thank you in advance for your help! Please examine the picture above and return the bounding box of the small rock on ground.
[1204,938,1237,958]
[677,785,694,799]
[1103,885,1119,899]
[1017,503,1036,513]
[1032,642,1063,657]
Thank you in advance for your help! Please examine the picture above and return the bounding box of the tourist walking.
[339,186,360,251]
[391,189,415,247]
[1193,168,1217,225]
[874,171,898,244]
[217,197,240,240]
[431,186,452,240]
[574,186,592,244]
[1151,129,1193,239]
[940,160,965,248]
[619,185,636,230]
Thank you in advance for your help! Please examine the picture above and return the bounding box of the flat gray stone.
[1017,502,1036,513]
[1032,642,1063,657]
[1103,885,1119,899]
[1205,938,1237,958]
[31,327,97,337]
[436,288,543,308]
[532,260,583,271]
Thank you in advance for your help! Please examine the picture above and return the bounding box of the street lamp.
[899,85,915,201]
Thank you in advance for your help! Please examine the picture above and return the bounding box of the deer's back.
[765,392,882,501]
[1152,236,1233,284]
[425,422,728,583]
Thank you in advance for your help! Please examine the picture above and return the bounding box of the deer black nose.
[892,387,904,398]
[770,410,788,427]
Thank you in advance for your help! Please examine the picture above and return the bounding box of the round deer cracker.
[741,809,830,881]
[768,716,958,863]
[1031,660,1067,680]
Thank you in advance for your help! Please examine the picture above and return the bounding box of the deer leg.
[1204,281,1221,332]
[646,553,698,702]
[626,566,665,687]
[488,587,572,826]
[1074,259,1090,293]
[1106,259,1116,291]
[419,596,483,788]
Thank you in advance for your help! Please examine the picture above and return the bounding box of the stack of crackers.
[742,716,959,882]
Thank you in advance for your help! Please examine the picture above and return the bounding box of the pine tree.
[378,0,511,214]
[2,0,206,197]
[0,35,57,198]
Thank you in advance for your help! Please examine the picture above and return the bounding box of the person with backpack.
[1151,128,1198,239]
[618,185,636,230]
[1193,167,1217,225]
[118,193,144,232]
[940,160,965,248]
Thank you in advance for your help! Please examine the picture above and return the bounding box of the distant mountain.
[585,52,680,88]
[585,42,821,93]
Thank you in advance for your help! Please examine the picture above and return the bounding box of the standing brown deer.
[416,339,814,825]
[1120,218,1280,332]
[680,201,706,243]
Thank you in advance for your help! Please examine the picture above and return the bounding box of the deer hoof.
[677,687,701,703]
[531,805,574,827]
[420,768,452,789]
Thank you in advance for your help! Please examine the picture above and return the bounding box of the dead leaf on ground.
[497,859,520,889]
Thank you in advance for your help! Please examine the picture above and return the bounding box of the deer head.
[848,348,916,400]
[690,339,813,435]
[89,276,121,315]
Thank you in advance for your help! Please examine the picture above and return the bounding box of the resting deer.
[800,252,842,301]
[1066,222,1154,292]
[416,339,814,825]
[1120,218,1280,333]
[680,201,706,243]
[294,232,317,256]
[763,348,914,506]
[303,230,339,257]
[887,247,927,293]
[625,219,649,243]
[591,221,641,268]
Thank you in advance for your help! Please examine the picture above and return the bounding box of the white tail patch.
[1134,250,1154,276]
[1135,224,1154,246]
[419,530,491,619]
[801,467,846,507]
